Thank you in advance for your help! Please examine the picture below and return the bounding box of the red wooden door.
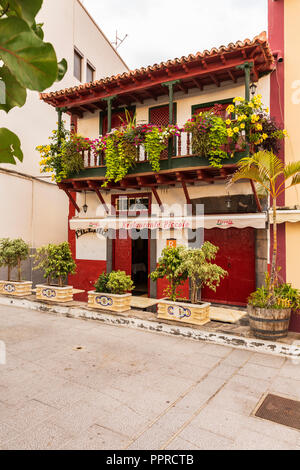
[102,109,134,135]
[114,229,132,275]
[149,105,175,159]
[201,228,256,306]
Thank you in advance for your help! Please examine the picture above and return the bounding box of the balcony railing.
[81,131,193,169]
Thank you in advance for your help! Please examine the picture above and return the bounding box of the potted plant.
[229,150,300,338]
[0,238,32,296]
[183,242,228,304]
[248,274,300,339]
[33,242,76,302]
[88,270,134,313]
[150,244,227,326]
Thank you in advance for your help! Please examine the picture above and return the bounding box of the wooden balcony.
[71,131,245,185]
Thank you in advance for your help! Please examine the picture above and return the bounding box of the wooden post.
[235,61,254,102]
[162,80,180,167]
[102,95,117,133]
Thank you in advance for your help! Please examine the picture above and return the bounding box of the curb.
[1,295,300,360]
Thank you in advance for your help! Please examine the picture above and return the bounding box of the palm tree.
[228,150,300,287]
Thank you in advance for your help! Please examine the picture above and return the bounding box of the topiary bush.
[0,238,30,281]
[106,270,134,295]
[94,272,110,293]
[32,242,76,287]
[150,246,188,302]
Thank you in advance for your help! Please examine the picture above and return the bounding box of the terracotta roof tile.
[41,31,273,103]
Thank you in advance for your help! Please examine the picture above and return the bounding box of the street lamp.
[250,82,258,97]
[83,191,88,214]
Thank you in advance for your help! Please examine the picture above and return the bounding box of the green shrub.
[94,272,110,293]
[0,238,29,281]
[248,275,300,310]
[32,242,76,287]
[106,271,134,295]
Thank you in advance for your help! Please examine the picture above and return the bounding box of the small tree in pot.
[33,242,76,302]
[182,242,228,304]
[89,270,134,313]
[150,246,188,302]
[150,244,226,326]
[0,238,32,296]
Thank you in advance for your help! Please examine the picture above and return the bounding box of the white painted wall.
[0,0,128,248]
[0,172,68,247]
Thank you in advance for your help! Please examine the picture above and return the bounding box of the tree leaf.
[57,58,68,82]
[0,65,27,112]
[32,21,44,40]
[4,0,43,26]
[0,128,23,164]
[0,17,58,91]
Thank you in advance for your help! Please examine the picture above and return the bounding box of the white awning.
[269,210,300,224]
[70,213,267,231]
[204,213,267,229]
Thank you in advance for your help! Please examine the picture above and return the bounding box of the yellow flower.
[233,127,240,133]
[227,129,233,137]
[226,104,235,113]
[226,119,231,126]
[256,124,263,131]
[248,102,254,108]
[51,175,55,181]
[251,114,259,123]
[233,97,244,103]
[283,129,288,136]
[240,123,245,129]
[265,107,269,113]
[262,133,268,140]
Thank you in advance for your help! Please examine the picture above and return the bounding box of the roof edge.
[76,0,130,71]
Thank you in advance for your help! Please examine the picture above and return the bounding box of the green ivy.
[144,127,168,173]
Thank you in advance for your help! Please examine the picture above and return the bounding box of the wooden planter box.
[248,305,292,340]
[36,284,74,303]
[88,291,132,313]
[0,280,32,297]
[157,299,210,326]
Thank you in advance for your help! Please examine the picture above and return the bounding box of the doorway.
[132,231,149,296]
[112,193,151,297]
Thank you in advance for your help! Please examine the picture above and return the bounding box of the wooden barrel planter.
[247,305,291,340]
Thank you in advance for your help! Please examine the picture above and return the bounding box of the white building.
[0,0,128,281]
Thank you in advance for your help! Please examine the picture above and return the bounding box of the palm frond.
[254,151,284,181]
[228,166,268,188]
[284,161,300,181]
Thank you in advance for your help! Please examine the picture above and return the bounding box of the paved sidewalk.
[0,304,299,450]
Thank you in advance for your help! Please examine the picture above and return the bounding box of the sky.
[81,0,268,70]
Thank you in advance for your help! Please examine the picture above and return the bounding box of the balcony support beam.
[87,181,109,214]
[181,181,191,205]
[152,188,164,212]
[62,188,81,213]
[250,180,262,212]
